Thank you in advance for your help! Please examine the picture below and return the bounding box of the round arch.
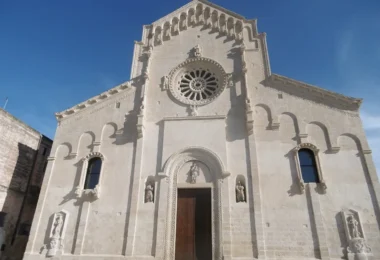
[159,146,230,260]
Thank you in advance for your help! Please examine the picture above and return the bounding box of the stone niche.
[341,209,372,260]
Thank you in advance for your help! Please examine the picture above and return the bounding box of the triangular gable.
[151,0,247,25]
[147,0,258,46]
[265,74,362,112]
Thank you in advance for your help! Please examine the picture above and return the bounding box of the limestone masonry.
[23,1,380,259]
[0,108,52,260]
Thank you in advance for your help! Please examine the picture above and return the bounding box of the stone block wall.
[0,109,52,260]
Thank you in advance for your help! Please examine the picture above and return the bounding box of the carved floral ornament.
[75,152,105,200]
[167,56,228,106]
[293,143,327,193]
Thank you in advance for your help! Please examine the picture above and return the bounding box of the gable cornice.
[267,74,362,111]
[55,80,133,122]
[151,0,255,27]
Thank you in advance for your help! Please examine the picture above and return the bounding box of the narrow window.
[298,149,319,183]
[0,212,6,227]
[42,147,47,155]
[84,157,102,189]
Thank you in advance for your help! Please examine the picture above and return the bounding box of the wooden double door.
[175,188,212,260]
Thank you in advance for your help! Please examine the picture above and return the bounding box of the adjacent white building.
[23,1,380,259]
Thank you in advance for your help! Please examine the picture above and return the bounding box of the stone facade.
[23,0,380,259]
[0,109,52,260]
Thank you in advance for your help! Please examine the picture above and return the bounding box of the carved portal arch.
[160,147,230,260]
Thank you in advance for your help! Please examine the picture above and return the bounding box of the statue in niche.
[189,163,200,184]
[348,215,361,239]
[45,213,65,257]
[145,184,154,203]
[236,181,246,202]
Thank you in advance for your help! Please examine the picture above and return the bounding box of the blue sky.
[0,0,379,174]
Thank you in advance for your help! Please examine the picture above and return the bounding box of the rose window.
[168,58,227,105]
[179,69,219,102]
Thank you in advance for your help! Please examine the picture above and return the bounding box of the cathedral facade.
[23,1,380,260]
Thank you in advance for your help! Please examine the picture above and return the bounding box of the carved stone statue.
[348,215,361,239]
[341,210,372,259]
[163,75,169,90]
[236,181,245,202]
[45,212,67,257]
[189,163,200,184]
[193,44,202,57]
[145,184,154,203]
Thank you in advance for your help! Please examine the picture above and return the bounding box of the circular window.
[168,58,227,105]
[179,69,219,102]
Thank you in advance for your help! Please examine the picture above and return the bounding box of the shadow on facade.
[1,142,46,260]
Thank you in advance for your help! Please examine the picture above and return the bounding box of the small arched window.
[84,157,102,189]
[298,149,319,183]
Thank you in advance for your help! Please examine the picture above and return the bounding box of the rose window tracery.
[168,58,227,105]
[179,69,219,102]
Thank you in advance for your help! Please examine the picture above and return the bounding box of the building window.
[0,212,6,227]
[298,149,319,183]
[84,157,102,190]
[293,143,326,194]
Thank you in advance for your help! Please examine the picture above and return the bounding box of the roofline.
[55,80,133,121]
[0,108,53,141]
[269,74,363,110]
[151,0,256,26]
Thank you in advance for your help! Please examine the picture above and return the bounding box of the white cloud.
[361,112,380,130]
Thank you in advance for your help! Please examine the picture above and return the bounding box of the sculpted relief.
[41,211,69,257]
[341,209,371,259]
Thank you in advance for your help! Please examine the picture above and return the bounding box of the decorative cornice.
[83,152,104,161]
[267,74,362,111]
[164,115,226,121]
[293,143,319,153]
[150,0,257,48]
[55,80,133,121]
[152,0,246,26]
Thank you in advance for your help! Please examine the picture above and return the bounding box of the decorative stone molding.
[75,152,105,200]
[55,80,133,121]
[149,1,255,48]
[341,209,372,259]
[268,74,362,111]
[293,143,326,193]
[41,210,69,257]
[160,147,230,260]
[167,57,228,106]
[245,98,254,135]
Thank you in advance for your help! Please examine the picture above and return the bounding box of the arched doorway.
[158,147,231,260]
